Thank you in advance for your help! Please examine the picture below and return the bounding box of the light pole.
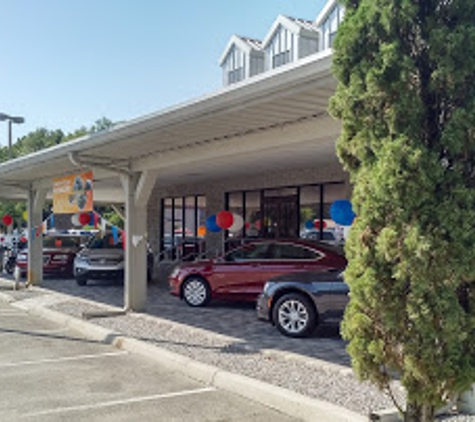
[0,113,25,160]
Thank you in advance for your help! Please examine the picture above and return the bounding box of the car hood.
[20,247,78,254]
[78,249,124,259]
[268,270,344,284]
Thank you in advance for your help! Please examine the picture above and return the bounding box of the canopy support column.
[121,170,158,311]
[26,187,47,286]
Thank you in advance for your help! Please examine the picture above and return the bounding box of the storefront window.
[263,187,298,238]
[225,182,345,242]
[245,191,261,238]
[160,195,206,261]
[299,185,321,238]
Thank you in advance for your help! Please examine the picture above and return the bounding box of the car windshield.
[88,234,123,250]
[43,236,82,249]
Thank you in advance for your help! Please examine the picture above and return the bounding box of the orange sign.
[53,171,93,214]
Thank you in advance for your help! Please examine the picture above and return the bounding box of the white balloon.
[71,213,81,226]
[228,213,244,232]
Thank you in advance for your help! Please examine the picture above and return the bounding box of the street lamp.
[0,113,25,160]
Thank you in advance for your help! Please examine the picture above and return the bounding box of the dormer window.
[223,45,246,85]
[262,15,318,72]
[317,2,345,51]
[220,35,265,86]
[267,25,294,69]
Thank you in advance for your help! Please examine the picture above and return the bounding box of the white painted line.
[22,387,216,418]
[0,351,128,368]
[0,311,28,316]
[0,327,68,337]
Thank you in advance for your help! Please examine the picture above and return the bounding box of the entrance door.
[262,195,298,238]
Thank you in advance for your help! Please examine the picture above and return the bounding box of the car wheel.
[76,276,87,286]
[273,293,317,338]
[182,277,211,307]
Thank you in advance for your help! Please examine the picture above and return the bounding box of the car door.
[209,242,271,299]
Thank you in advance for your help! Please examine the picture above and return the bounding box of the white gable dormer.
[219,35,265,86]
[315,0,345,51]
[262,15,319,71]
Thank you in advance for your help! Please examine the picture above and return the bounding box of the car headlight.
[75,255,89,264]
[170,267,181,278]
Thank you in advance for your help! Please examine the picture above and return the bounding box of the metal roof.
[0,50,339,204]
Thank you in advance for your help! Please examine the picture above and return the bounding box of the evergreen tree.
[330,1,475,420]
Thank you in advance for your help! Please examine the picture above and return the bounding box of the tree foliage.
[330,0,475,419]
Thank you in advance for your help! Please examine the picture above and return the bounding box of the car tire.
[76,276,87,286]
[182,276,211,307]
[273,293,317,338]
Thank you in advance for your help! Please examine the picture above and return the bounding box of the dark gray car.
[257,270,348,338]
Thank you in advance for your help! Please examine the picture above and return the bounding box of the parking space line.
[21,387,216,418]
[0,311,28,316]
[0,351,128,368]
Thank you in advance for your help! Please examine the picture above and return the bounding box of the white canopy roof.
[0,50,340,204]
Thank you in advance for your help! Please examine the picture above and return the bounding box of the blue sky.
[0,0,327,142]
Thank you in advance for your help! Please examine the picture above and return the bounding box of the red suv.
[169,239,346,307]
[14,233,88,280]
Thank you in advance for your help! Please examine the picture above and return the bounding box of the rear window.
[43,236,81,248]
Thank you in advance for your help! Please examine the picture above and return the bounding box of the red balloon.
[2,215,13,226]
[78,213,90,226]
[314,220,327,229]
[216,211,234,229]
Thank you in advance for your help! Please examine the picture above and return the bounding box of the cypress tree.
[330,1,475,420]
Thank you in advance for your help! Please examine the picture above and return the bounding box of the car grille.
[89,257,122,266]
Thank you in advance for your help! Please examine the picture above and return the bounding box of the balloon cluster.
[202,211,244,234]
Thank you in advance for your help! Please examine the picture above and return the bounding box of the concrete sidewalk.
[0,276,391,421]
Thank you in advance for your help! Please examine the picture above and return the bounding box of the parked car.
[163,235,205,261]
[74,232,154,285]
[14,233,87,280]
[300,228,341,244]
[257,270,349,338]
[169,239,347,307]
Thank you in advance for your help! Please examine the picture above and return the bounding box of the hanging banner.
[53,171,93,214]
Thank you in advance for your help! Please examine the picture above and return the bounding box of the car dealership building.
[0,0,349,311]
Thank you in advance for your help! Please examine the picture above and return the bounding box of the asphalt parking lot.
[0,275,401,420]
[0,299,298,422]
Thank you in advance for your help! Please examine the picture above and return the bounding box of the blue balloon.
[205,215,222,232]
[330,200,355,226]
[304,220,314,230]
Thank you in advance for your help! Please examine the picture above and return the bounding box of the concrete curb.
[0,287,366,422]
